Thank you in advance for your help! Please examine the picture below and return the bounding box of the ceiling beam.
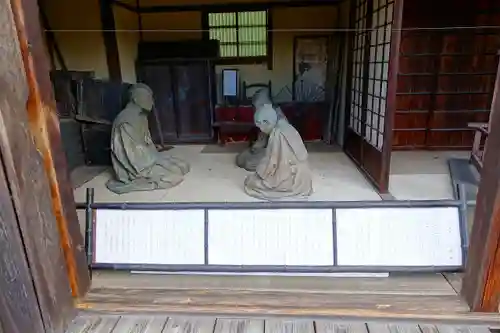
[113,0,137,12]
[115,0,340,14]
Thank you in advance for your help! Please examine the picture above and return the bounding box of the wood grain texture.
[75,287,500,324]
[367,323,421,333]
[112,315,168,333]
[10,0,90,299]
[100,0,122,81]
[265,319,314,333]
[90,273,457,295]
[444,274,463,294]
[0,0,78,331]
[0,142,45,333]
[436,325,491,333]
[461,49,500,312]
[0,0,81,332]
[393,0,500,149]
[65,316,494,333]
[382,0,404,191]
[164,316,216,333]
[65,315,120,333]
[419,324,440,333]
[315,321,368,333]
[214,318,263,333]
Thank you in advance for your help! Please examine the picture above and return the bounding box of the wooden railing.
[468,122,489,172]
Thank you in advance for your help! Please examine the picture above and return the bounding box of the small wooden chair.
[241,81,272,105]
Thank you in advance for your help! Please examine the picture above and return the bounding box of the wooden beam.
[380,0,404,192]
[100,0,122,81]
[38,0,67,71]
[9,0,90,301]
[461,50,500,312]
[112,0,137,12]
[136,0,341,14]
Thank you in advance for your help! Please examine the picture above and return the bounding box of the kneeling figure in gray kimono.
[244,104,313,201]
[235,88,288,172]
[106,83,190,194]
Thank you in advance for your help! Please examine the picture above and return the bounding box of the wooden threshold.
[76,273,500,325]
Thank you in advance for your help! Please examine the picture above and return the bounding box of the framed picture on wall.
[221,68,239,105]
[293,36,329,102]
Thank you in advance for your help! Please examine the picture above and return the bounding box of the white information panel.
[335,207,463,267]
[208,209,334,266]
[94,209,205,265]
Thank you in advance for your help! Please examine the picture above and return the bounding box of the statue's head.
[252,88,272,110]
[254,104,278,134]
[130,83,154,111]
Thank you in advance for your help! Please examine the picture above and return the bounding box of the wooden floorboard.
[65,315,494,333]
[76,287,500,325]
[90,272,457,295]
[76,274,500,325]
[443,274,463,294]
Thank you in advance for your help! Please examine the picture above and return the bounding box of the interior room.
[42,0,498,205]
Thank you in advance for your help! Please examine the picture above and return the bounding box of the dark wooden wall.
[393,0,500,149]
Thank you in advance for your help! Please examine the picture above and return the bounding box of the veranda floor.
[76,272,500,325]
[66,314,493,333]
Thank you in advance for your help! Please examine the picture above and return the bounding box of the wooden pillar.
[0,154,46,333]
[0,0,84,331]
[100,0,122,81]
[461,51,500,312]
[9,0,90,298]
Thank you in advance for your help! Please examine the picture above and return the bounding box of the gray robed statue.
[235,88,288,171]
[244,104,313,201]
[106,83,190,194]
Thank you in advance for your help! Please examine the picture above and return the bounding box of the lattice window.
[365,0,394,150]
[208,10,268,59]
[349,0,369,135]
[349,0,395,151]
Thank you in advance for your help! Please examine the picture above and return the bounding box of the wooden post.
[100,0,122,81]
[0,0,82,331]
[9,0,90,298]
[461,51,500,312]
[0,151,46,333]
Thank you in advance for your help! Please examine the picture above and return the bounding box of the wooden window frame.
[202,6,273,68]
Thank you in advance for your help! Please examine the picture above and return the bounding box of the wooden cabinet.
[137,61,214,144]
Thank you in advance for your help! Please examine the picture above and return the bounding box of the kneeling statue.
[236,88,288,172]
[106,83,190,194]
[244,104,313,201]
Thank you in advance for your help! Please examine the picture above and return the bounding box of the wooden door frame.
[0,0,86,330]
[4,0,500,320]
[343,0,403,194]
[9,0,90,298]
[461,50,500,312]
